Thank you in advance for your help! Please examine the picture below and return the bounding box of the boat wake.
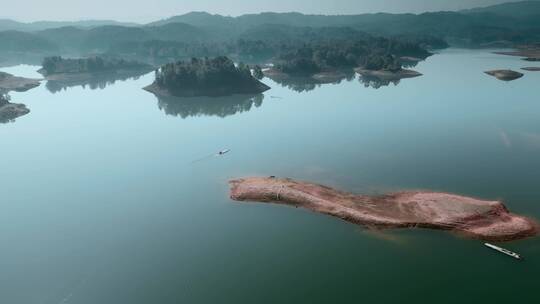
[190,149,231,164]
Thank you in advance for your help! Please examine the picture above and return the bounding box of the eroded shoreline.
[229,177,538,242]
[0,72,41,92]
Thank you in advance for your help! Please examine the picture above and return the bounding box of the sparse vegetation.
[0,90,10,106]
[252,65,264,79]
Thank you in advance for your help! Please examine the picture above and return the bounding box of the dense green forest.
[149,56,269,96]
[40,56,151,75]
[273,38,429,75]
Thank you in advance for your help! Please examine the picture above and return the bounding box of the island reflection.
[153,93,266,118]
[358,75,400,89]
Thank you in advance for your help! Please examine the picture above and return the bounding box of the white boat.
[484,243,522,260]
[217,149,230,155]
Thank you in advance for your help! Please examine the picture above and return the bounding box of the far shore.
[494,46,540,61]
[522,67,540,71]
[38,67,154,82]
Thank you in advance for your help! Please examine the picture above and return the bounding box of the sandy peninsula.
[229,177,538,242]
[484,70,524,81]
[312,71,353,83]
[355,68,422,81]
[0,72,41,92]
[264,68,352,85]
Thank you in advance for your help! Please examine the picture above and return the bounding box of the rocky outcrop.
[485,69,524,81]
[0,102,30,123]
[229,177,538,242]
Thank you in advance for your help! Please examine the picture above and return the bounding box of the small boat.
[217,149,230,155]
[484,243,522,260]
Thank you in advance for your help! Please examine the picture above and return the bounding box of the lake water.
[1,49,539,303]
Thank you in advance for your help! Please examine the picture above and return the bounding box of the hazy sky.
[1,0,524,22]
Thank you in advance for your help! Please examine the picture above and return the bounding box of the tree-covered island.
[144,56,270,97]
[264,39,429,83]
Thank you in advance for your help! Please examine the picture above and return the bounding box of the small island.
[144,57,270,97]
[0,72,41,92]
[485,69,524,81]
[265,42,426,84]
[39,56,153,80]
[522,67,540,71]
[354,54,423,81]
[0,92,30,123]
[229,177,538,241]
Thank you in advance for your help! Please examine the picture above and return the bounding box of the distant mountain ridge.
[0,0,539,62]
[461,0,540,17]
[0,19,138,31]
[2,1,539,32]
[148,1,540,31]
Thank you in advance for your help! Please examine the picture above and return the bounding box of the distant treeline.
[105,29,444,65]
[40,56,150,75]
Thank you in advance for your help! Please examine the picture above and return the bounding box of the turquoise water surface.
[1,49,539,303]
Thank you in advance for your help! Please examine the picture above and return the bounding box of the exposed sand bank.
[0,72,41,92]
[354,68,422,81]
[264,68,352,84]
[229,177,538,242]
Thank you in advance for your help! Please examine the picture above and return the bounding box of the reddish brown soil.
[229,177,538,242]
